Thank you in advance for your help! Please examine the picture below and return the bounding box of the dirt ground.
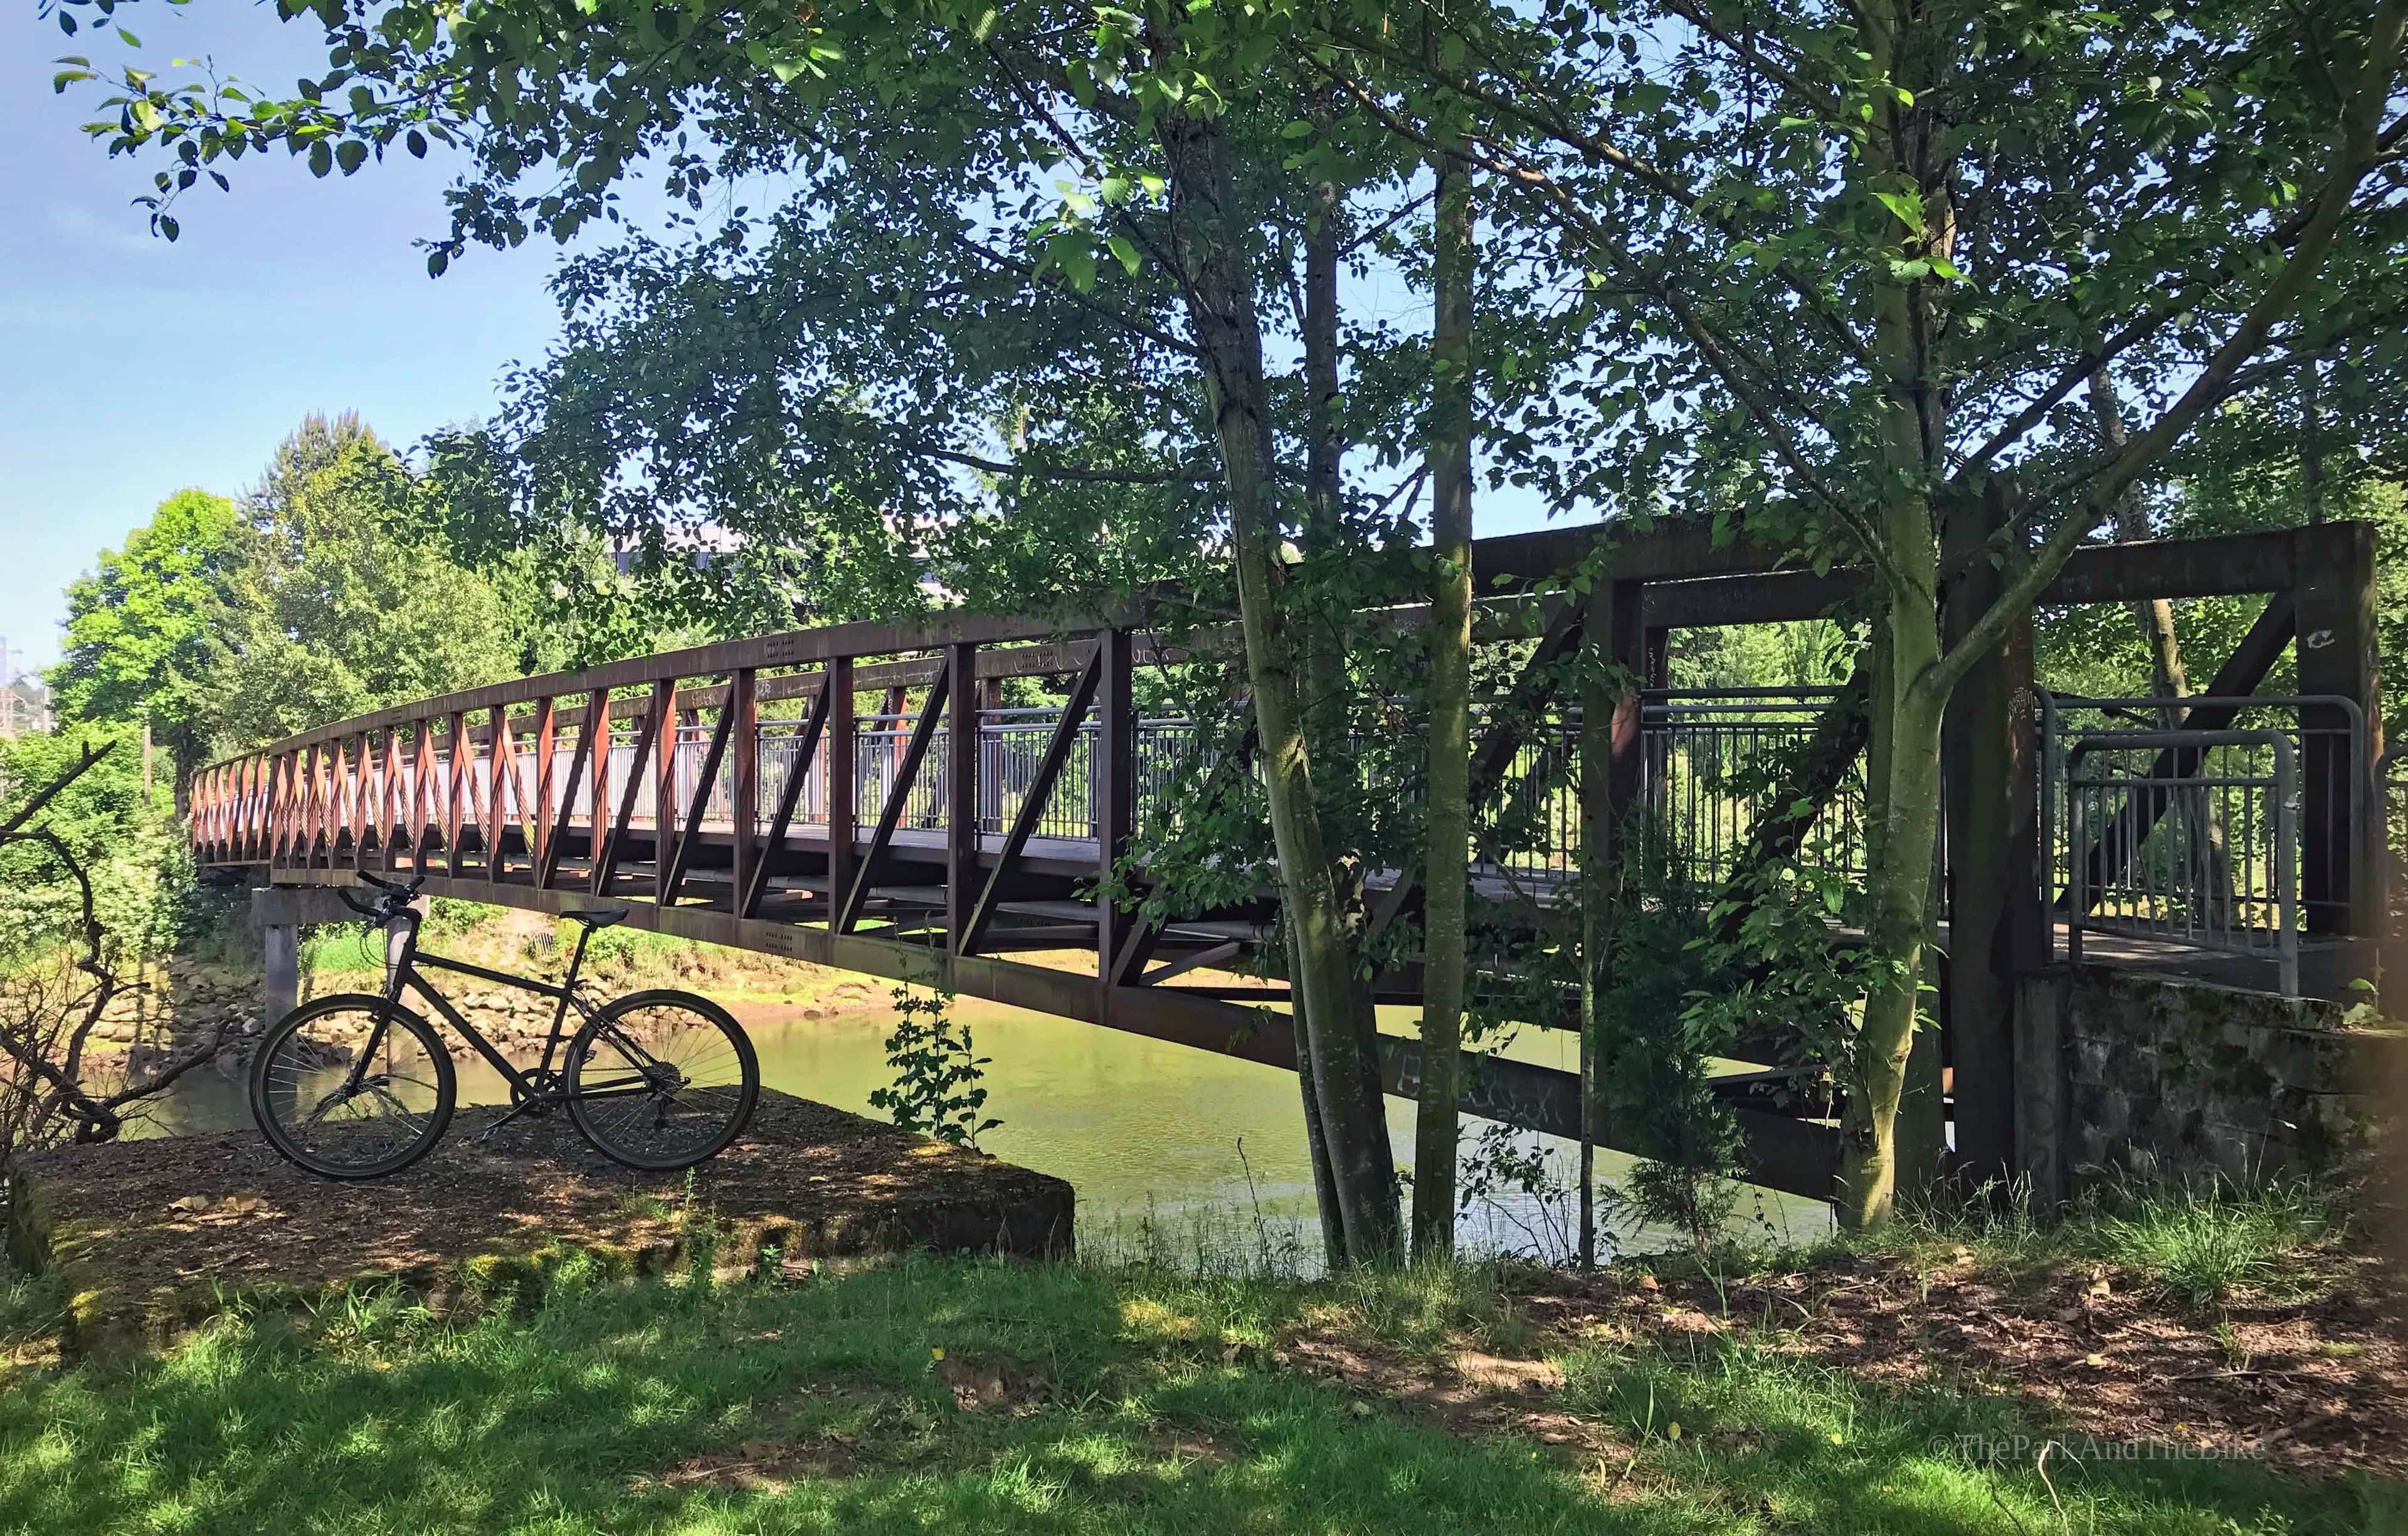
[9,1090,1072,1359]
[1501,1248,2408,1480]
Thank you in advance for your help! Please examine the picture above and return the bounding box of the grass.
[2073,1181,2331,1309]
[0,1248,2383,1536]
[1708,1174,2346,1313]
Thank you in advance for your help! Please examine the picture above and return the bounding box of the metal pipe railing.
[2067,730,2297,996]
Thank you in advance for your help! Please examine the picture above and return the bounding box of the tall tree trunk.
[1576,639,1607,1267]
[1843,550,1946,1228]
[1835,0,2403,1226]
[1837,9,1952,1227]
[1413,140,1476,1264]
[1158,106,1401,1265]
[1294,122,1351,1269]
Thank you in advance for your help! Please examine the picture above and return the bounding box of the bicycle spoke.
[569,997,754,1169]
[255,1001,451,1177]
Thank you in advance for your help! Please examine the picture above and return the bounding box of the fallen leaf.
[167,1194,212,1213]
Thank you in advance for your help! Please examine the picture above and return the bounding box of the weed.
[2074,1178,2330,1310]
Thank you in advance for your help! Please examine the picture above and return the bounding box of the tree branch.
[1920,0,2408,706]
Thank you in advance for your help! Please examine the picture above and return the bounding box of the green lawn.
[0,1251,2384,1536]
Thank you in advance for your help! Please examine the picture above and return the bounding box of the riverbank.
[0,1191,2394,1534]
[9,1090,1072,1360]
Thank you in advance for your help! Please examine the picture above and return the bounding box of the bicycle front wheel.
[566,989,759,1171]
[250,993,456,1179]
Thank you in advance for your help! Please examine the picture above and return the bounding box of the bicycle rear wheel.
[250,994,456,1178]
[565,989,759,1171]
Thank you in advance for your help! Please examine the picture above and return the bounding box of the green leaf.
[307,140,332,177]
[335,139,366,174]
[1871,189,1924,231]
[1105,234,1141,276]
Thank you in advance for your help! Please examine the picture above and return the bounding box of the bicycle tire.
[250,993,457,1179]
[565,989,759,1172]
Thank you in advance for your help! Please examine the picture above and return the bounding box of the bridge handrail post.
[731,669,761,913]
[649,683,677,902]
[1097,628,1136,981]
[946,643,980,952]
[825,657,857,930]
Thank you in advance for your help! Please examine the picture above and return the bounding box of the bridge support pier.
[261,922,297,1029]
[251,885,373,1026]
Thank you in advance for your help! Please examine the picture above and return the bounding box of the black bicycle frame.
[356,908,643,1105]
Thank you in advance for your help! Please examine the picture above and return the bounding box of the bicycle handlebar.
[342,872,427,923]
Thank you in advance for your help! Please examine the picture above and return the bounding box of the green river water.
[154,996,1831,1268]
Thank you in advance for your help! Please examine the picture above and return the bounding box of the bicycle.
[248,871,760,1179]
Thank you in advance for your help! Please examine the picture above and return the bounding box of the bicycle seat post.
[381,898,423,1006]
[560,916,596,994]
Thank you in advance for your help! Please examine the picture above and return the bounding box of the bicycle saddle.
[563,906,631,929]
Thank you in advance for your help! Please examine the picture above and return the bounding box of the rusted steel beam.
[2293,521,2383,935]
[743,678,833,917]
[650,682,677,902]
[824,658,856,929]
[2046,527,2300,606]
[193,518,2378,789]
[1631,525,2345,634]
[336,735,359,870]
[225,610,1108,756]
[944,644,980,953]
[305,742,325,870]
[962,650,1102,955]
[443,711,467,878]
[663,699,737,907]
[485,706,511,883]
[586,688,614,888]
[381,726,405,873]
[1140,939,1244,987]
[729,669,761,916]
[1094,629,1136,981]
[840,666,949,934]
[596,692,658,897]
[529,697,559,881]
[409,717,438,871]
[538,695,597,891]
[1644,570,1859,629]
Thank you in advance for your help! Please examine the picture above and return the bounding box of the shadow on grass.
[0,1255,2381,1535]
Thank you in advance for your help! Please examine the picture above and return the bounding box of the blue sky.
[1,1,571,674]
[1,5,1538,678]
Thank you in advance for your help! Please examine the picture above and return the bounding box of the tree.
[49,488,235,804]
[55,0,1435,1261]
[1413,113,1477,1263]
[0,740,231,1171]
[64,0,2396,1238]
[200,418,519,751]
[1301,0,2408,1225]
